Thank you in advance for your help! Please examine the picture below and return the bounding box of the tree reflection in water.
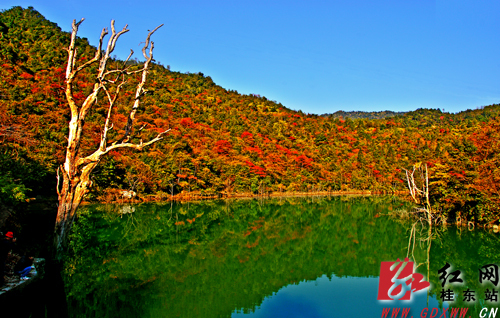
[63,196,500,318]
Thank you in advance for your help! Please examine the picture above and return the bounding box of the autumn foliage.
[1,7,500,225]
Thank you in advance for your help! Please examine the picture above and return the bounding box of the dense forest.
[1,6,500,227]
[322,110,406,120]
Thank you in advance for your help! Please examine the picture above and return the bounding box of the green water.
[63,196,500,317]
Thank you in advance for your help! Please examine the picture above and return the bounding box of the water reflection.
[233,275,445,318]
[63,196,500,318]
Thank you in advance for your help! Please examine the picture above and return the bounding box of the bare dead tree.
[55,19,168,255]
[404,163,432,226]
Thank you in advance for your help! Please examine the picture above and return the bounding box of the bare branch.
[123,49,134,67]
[98,21,129,79]
[106,129,170,152]
[117,24,163,143]
[76,129,170,169]
[99,79,126,151]
[65,18,85,79]
[142,24,164,60]
[73,27,108,76]
[124,68,146,75]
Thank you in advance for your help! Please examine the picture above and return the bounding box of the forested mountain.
[1,6,500,225]
[323,110,406,120]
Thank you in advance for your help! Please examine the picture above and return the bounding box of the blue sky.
[3,0,500,114]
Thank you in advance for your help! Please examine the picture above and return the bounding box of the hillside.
[322,110,406,120]
[1,6,500,225]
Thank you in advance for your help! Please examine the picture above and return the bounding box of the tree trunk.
[55,160,98,255]
[55,187,83,254]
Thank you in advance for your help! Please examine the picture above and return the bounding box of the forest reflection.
[63,196,500,317]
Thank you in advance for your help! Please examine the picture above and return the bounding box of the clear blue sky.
[3,0,500,114]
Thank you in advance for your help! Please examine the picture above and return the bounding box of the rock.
[0,258,45,298]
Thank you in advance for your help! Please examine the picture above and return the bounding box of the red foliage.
[241,131,253,139]
[294,155,313,168]
[20,72,33,79]
[54,67,65,80]
[449,171,465,179]
[214,140,232,155]
[109,151,121,158]
[73,92,85,102]
[275,144,292,156]
[50,83,62,89]
[245,146,263,156]
[245,161,266,177]
[179,117,195,128]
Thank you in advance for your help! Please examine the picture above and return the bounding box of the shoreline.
[79,190,500,230]
[83,189,408,205]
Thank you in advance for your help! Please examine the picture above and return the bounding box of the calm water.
[63,196,500,317]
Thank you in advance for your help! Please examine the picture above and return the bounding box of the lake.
[62,196,500,317]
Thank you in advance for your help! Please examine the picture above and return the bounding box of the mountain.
[322,110,406,120]
[1,6,500,224]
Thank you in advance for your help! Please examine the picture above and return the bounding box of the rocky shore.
[0,257,45,297]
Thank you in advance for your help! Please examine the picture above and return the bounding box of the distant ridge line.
[322,110,407,120]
